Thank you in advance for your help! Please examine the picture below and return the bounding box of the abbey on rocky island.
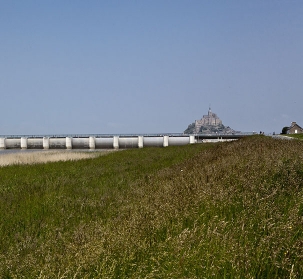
[184,107,236,134]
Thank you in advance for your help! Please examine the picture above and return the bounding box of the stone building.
[288,122,303,134]
[184,107,236,134]
[194,107,222,133]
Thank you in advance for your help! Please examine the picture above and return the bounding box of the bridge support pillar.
[189,135,195,144]
[138,136,143,148]
[21,137,27,149]
[113,136,119,149]
[66,137,72,149]
[89,136,95,150]
[163,135,169,147]
[43,137,50,149]
[0,138,6,149]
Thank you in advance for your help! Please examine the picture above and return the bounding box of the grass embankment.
[285,134,303,140]
[1,136,303,278]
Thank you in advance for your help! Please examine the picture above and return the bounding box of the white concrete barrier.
[163,136,169,147]
[27,138,43,149]
[0,135,208,150]
[119,137,138,148]
[143,137,163,147]
[0,138,6,149]
[21,137,27,149]
[49,138,66,149]
[113,136,119,149]
[72,138,89,149]
[138,136,143,148]
[43,137,50,149]
[168,136,189,146]
[95,137,114,149]
[89,136,95,149]
[66,137,72,149]
[5,139,20,149]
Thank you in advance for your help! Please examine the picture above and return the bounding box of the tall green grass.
[1,137,303,278]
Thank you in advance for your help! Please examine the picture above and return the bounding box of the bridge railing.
[0,132,255,139]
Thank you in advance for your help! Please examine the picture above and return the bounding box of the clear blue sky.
[1,1,302,135]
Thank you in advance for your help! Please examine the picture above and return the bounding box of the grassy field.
[0,136,303,278]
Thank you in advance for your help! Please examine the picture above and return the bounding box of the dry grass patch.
[0,150,113,166]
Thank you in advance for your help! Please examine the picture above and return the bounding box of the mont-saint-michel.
[184,107,238,134]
